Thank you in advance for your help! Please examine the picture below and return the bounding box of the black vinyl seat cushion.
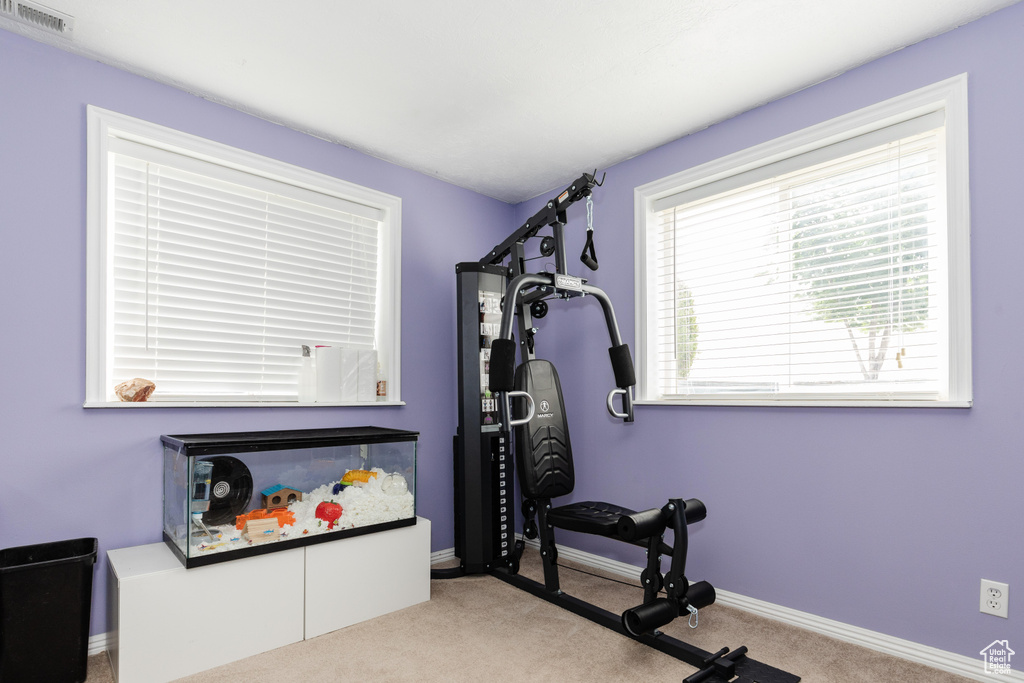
[547,501,636,537]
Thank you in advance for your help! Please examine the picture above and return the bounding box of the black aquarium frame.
[161,426,419,569]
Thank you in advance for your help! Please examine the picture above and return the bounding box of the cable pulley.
[580,194,598,271]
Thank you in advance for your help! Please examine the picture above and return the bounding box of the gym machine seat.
[512,358,715,637]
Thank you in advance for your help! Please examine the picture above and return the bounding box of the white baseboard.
[504,540,1023,682]
[89,631,110,656]
[430,547,456,564]
[715,589,1022,682]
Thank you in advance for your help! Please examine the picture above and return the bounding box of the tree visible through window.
[659,132,940,397]
[788,141,933,383]
[674,282,698,379]
[636,76,972,405]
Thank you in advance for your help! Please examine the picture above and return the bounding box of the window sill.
[83,400,407,409]
[635,398,972,409]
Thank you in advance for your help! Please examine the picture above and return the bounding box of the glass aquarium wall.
[162,427,417,568]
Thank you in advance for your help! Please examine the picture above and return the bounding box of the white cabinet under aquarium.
[162,426,417,568]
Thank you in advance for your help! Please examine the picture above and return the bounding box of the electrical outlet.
[981,579,1009,618]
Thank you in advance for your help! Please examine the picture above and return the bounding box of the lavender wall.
[512,4,1024,660]
[0,29,512,637]
[3,2,1021,661]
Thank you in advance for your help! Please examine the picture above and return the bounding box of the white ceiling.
[2,0,1018,202]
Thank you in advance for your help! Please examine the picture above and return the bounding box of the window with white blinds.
[86,107,401,405]
[634,77,972,406]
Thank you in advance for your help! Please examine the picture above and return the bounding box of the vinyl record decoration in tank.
[202,456,254,526]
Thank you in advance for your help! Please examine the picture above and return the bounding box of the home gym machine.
[444,172,799,683]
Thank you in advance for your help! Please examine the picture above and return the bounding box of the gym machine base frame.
[492,568,798,683]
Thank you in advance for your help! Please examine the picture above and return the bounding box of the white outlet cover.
[981,579,1009,618]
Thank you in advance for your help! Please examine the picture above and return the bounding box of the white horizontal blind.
[108,145,382,401]
[653,124,946,400]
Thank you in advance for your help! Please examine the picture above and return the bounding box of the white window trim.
[634,74,972,408]
[85,106,403,407]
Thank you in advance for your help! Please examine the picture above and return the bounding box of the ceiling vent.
[0,0,74,34]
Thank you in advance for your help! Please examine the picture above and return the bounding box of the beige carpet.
[86,549,973,682]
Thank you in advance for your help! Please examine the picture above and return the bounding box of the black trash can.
[0,538,98,683]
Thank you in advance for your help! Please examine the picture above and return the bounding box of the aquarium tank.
[162,426,417,568]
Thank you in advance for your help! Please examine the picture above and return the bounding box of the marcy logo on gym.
[537,399,553,419]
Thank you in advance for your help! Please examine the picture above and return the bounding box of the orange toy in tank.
[340,469,377,486]
[235,507,296,530]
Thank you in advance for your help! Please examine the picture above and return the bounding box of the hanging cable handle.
[580,194,599,271]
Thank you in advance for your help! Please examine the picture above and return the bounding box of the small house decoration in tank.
[262,484,303,508]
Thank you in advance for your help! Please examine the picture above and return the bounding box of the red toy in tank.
[315,501,343,529]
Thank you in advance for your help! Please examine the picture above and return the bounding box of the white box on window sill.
[357,349,378,403]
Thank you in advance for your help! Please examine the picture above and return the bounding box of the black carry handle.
[580,229,599,270]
